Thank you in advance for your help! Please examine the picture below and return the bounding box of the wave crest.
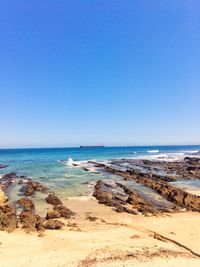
[147,150,159,153]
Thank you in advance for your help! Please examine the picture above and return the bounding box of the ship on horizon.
[80,145,105,148]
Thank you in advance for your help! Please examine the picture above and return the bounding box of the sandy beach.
[0,198,200,267]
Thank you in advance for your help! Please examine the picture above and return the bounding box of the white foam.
[185,150,199,154]
[148,150,159,153]
[85,167,97,172]
[66,157,75,167]
[136,152,187,162]
[62,158,87,167]
[68,195,94,201]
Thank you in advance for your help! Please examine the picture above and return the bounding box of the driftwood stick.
[149,230,200,258]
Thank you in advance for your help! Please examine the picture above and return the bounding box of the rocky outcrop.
[0,172,17,190]
[46,210,60,219]
[45,192,75,219]
[93,180,159,215]
[19,209,45,233]
[53,205,75,218]
[0,164,8,169]
[44,219,64,230]
[92,161,200,212]
[18,197,35,211]
[45,193,62,205]
[91,156,200,181]
[0,204,18,232]
[20,179,48,196]
[0,170,75,234]
[117,183,166,215]
[2,172,16,179]
[17,196,45,233]
[19,209,37,232]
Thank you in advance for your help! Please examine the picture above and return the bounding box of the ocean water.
[0,145,200,200]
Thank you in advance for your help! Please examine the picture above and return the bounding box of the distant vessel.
[80,145,105,148]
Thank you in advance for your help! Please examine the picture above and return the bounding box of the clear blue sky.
[0,1,200,148]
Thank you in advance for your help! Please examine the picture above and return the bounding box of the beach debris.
[150,230,200,258]
[44,219,64,230]
[86,215,98,221]
[130,235,141,239]
[45,193,62,205]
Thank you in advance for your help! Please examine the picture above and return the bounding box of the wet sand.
[0,198,200,267]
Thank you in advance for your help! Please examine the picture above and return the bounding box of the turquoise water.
[0,145,200,198]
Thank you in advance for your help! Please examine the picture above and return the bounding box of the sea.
[0,145,200,201]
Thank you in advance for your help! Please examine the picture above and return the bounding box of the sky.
[0,0,200,148]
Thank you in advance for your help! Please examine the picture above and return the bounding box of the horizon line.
[0,144,200,150]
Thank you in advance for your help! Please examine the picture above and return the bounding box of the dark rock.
[2,172,16,179]
[92,160,200,212]
[17,197,35,211]
[19,209,36,232]
[44,219,64,230]
[53,205,75,218]
[0,204,18,232]
[86,215,98,221]
[21,180,48,196]
[46,210,60,219]
[18,198,45,233]
[83,167,90,172]
[0,172,17,190]
[93,180,153,215]
[45,193,62,205]
[35,215,45,232]
[115,204,139,215]
[23,184,34,196]
[184,157,200,163]
[19,210,45,233]
[0,165,8,169]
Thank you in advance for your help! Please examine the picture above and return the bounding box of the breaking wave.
[147,150,159,153]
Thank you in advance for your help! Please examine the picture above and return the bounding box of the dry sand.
[0,188,7,205]
[0,198,200,267]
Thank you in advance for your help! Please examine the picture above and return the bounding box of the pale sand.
[185,189,200,196]
[0,188,7,205]
[0,198,200,267]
